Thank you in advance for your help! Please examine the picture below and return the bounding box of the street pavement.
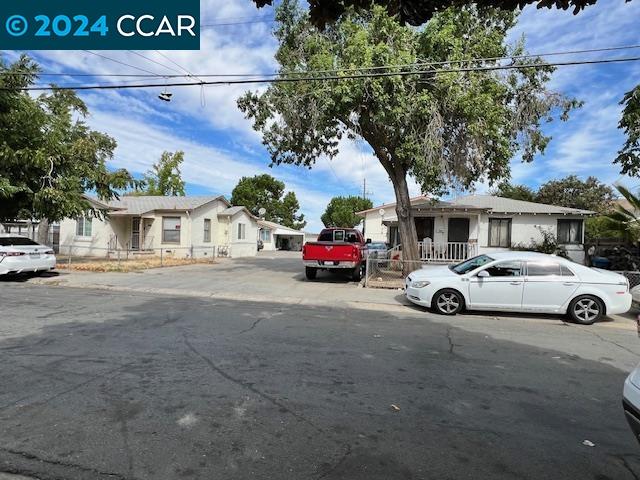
[1,281,640,479]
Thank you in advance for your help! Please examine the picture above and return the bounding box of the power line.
[82,50,161,77]
[4,43,640,80]
[6,55,640,92]
[127,51,184,75]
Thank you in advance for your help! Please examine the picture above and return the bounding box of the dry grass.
[57,257,216,273]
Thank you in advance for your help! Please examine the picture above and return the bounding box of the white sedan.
[0,234,56,275]
[405,251,631,325]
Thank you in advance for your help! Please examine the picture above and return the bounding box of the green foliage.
[493,175,615,213]
[0,55,135,223]
[238,1,577,262]
[512,227,568,257]
[321,196,373,227]
[615,85,640,176]
[535,175,614,212]
[252,0,602,29]
[604,185,640,242]
[489,183,536,202]
[230,174,306,229]
[585,216,623,242]
[137,151,186,196]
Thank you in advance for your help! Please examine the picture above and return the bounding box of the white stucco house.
[258,220,306,251]
[358,195,593,264]
[59,195,259,259]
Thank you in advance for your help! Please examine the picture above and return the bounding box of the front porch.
[108,215,155,255]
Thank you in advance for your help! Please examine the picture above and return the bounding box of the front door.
[468,260,524,310]
[448,218,470,242]
[415,217,435,241]
[131,217,141,250]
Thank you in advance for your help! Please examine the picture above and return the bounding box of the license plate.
[30,254,40,259]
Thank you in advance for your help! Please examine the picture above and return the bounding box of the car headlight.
[412,280,431,288]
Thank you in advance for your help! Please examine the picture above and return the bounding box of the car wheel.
[305,267,317,280]
[432,289,464,315]
[568,295,604,325]
[351,263,364,282]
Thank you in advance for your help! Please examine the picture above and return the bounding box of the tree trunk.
[390,169,419,273]
[37,218,50,245]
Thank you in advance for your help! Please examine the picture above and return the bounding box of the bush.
[511,227,568,258]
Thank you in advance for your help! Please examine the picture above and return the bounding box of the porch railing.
[419,241,476,263]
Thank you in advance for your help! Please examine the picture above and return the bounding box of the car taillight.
[352,246,358,259]
[0,251,26,257]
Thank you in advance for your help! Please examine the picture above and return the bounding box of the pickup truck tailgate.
[303,242,359,263]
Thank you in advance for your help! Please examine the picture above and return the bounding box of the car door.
[522,261,579,311]
[468,260,524,310]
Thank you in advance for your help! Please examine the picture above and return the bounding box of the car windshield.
[368,243,387,250]
[0,237,39,246]
[450,254,494,274]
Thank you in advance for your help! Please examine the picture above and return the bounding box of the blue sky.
[7,0,640,232]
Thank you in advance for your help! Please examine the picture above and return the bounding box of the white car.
[624,365,640,443]
[0,234,56,275]
[405,251,631,325]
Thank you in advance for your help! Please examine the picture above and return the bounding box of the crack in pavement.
[610,453,640,480]
[182,332,323,433]
[315,443,352,479]
[446,327,456,355]
[574,324,640,358]
[0,446,140,480]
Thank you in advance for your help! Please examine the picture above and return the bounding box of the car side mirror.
[477,270,489,278]
[366,238,372,244]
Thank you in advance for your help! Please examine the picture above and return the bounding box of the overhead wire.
[6,55,640,92]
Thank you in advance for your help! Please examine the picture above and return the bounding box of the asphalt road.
[2,284,640,479]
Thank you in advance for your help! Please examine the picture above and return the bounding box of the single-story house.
[358,195,593,264]
[258,220,306,251]
[59,195,259,259]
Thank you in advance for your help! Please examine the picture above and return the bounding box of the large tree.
[489,182,536,202]
[252,0,602,28]
[321,196,373,228]
[0,55,135,243]
[616,86,640,176]
[136,151,186,196]
[239,1,576,264]
[535,175,614,212]
[230,174,306,229]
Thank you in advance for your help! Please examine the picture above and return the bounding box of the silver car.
[0,234,56,275]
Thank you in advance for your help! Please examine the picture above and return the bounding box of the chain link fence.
[615,271,640,289]
[365,257,427,289]
[56,244,227,272]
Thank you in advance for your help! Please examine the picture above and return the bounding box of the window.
[451,255,494,274]
[237,223,246,240]
[162,217,181,243]
[203,219,211,243]
[557,219,583,244]
[483,260,522,277]
[334,230,345,241]
[260,229,271,242]
[488,218,511,247]
[76,217,93,237]
[561,265,575,277]
[527,262,562,276]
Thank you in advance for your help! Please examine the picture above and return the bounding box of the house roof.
[355,195,430,215]
[258,219,305,236]
[218,206,259,220]
[105,195,229,216]
[360,194,594,217]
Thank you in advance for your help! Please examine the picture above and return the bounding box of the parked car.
[405,251,631,324]
[0,234,56,276]
[623,364,640,444]
[302,228,368,281]
[367,241,390,266]
[631,285,640,309]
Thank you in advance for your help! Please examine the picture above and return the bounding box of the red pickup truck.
[302,228,369,281]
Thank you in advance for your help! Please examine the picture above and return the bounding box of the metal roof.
[258,220,305,235]
[218,206,260,220]
[104,196,227,216]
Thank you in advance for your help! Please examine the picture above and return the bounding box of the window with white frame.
[237,223,246,240]
[75,217,93,237]
[557,219,583,244]
[203,219,211,243]
[162,216,181,243]
[488,218,511,247]
[260,228,271,242]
